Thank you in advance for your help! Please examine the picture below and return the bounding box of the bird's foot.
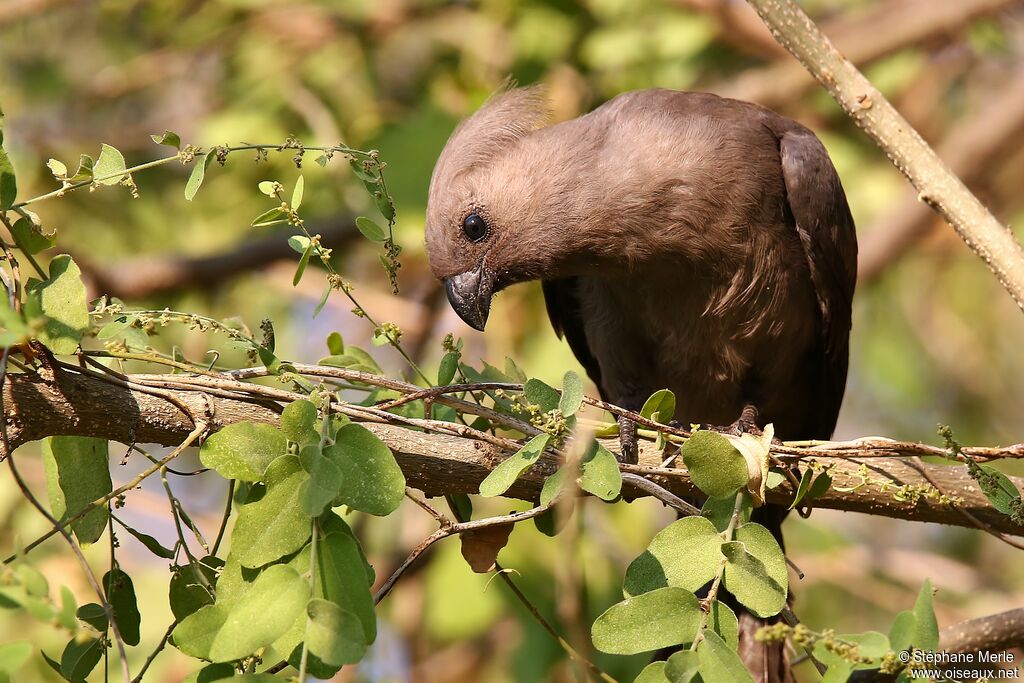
[701,404,781,444]
[616,414,638,464]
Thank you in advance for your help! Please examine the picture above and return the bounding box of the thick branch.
[4,366,1023,537]
[746,0,1024,312]
[940,608,1024,654]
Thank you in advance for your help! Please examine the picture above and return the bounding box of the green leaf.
[317,531,377,642]
[258,180,277,197]
[231,456,312,567]
[150,131,181,149]
[182,663,235,683]
[168,557,221,621]
[0,298,28,347]
[559,371,584,416]
[355,216,386,242]
[294,244,313,286]
[438,352,458,385]
[92,143,127,186]
[0,642,31,675]
[208,565,310,662]
[76,603,108,631]
[325,424,405,516]
[184,152,213,201]
[305,598,367,666]
[251,207,287,228]
[326,331,344,355]
[373,190,395,222]
[624,515,722,596]
[16,564,47,597]
[26,255,89,354]
[60,637,103,682]
[721,523,788,618]
[42,436,111,544]
[479,433,550,498]
[172,603,230,660]
[119,523,175,559]
[682,431,748,499]
[813,632,890,670]
[524,378,560,412]
[640,389,676,423]
[888,611,916,653]
[199,422,287,481]
[912,579,939,650]
[281,399,318,446]
[591,586,702,655]
[578,441,622,501]
[287,235,311,254]
[701,495,752,532]
[807,471,832,502]
[9,216,54,255]
[665,649,701,683]
[790,468,814,509]
[103,568,141,646]
[697,629,753,683]
[0,108,17,209]
[299,444,343,517]
[291,175,304,210]
[977,464,1022,515]
[69,154,94,182]
[314,281,332,317]
[57,586,78,632]
[633,661,669,683]
[540,467,570,507]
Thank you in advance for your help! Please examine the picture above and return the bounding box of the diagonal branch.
[745,0,1024,313]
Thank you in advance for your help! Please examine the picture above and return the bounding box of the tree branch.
[3,364,1022,537]
[745,0,1024,313]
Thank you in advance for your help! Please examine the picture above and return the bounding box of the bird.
[424,85,857,683]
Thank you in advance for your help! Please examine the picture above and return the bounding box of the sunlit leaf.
[150,131,181,149]
[325,424,404,515]
[92,143,127,186]
[479,433,550,497]
[697,629,753,683]
[199,422,287,481]
[721,523,788,618]
[42,436,111,544]
[231,456,312,567]
[355,216,386,242]
[624,515,722,596]
[578,441,622,501]
[25,254,89,354]
[591,586,701,655]
[184,152,213,201]
[682,431,748,499]
[559,370,584,417]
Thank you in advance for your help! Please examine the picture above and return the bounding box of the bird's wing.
[541,278,604,392]
[777,128,858,436]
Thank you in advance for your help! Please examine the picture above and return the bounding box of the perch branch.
[3,364,1022,537]
[745,0,1024,312]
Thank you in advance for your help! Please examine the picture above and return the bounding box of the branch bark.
[4,365,1023,537]
[744,0,1024,313]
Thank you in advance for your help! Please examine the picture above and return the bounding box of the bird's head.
[424,85,554,331]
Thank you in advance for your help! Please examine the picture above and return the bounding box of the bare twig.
[744,0,1024,312]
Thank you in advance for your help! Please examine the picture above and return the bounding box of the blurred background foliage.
[1,0,1024,681]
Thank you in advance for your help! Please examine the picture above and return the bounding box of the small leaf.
[701,495,752,532]
[977,464,1022,515]
[305,598,367,666]
[591,586,702,655]
[150,131,181,149]
[633,662,669,683]
[559,370,584,417]
[438,352,458,385]
[0,109,17,209]
[478,433,550,498]
[184,152,213,201]
[9,216,55,255]
[460,523,514,573]
[806,471,832,502]
[119,524,175,559]
[281,399,318,446]
[912,579,939,650]
[16,564,48,597]
[0,641,32,675]
[790,468,814,510]
[93,143,127,186]
[317,530,377,642]
[540,467,570,507]
[888,610,917,653]
[355,216,386,242]
[168,558,220,621]
[25,255,89,355]
[76,603,108,631]
[665,649,701,683]
[326,331,344,355]
[293,244,313,286]
[299,444,342,517]
[42,436,111,544]
[578,441,622,501]
[258,180,277,197]
[60,637,103,682]
[624,515,722,596]
[682,431,748,499]
[69,154,94,182]
[524,378,561,412]
[697,629,753,683]
[721,523,788,618]
[291,175,304,210]
[325,424,405,516]
[57,586,78,632]
[640,389,676,423]
[813,631,890,670]
[251,207,287,228]
[287,235,311,254]
[199,422,287,482]
[103,568,141,646]
[47,158,68,179]
[374,190,395,222]
[231,456,312,568]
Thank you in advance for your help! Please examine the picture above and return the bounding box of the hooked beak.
[444,262,495,331]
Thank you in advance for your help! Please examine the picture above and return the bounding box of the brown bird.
[425,86,857,682]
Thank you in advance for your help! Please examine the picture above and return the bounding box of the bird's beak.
[444,263,495,331]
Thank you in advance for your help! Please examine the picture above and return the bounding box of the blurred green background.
[1,0,1023,681]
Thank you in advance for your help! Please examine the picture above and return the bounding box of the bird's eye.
[462,213,488,242]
